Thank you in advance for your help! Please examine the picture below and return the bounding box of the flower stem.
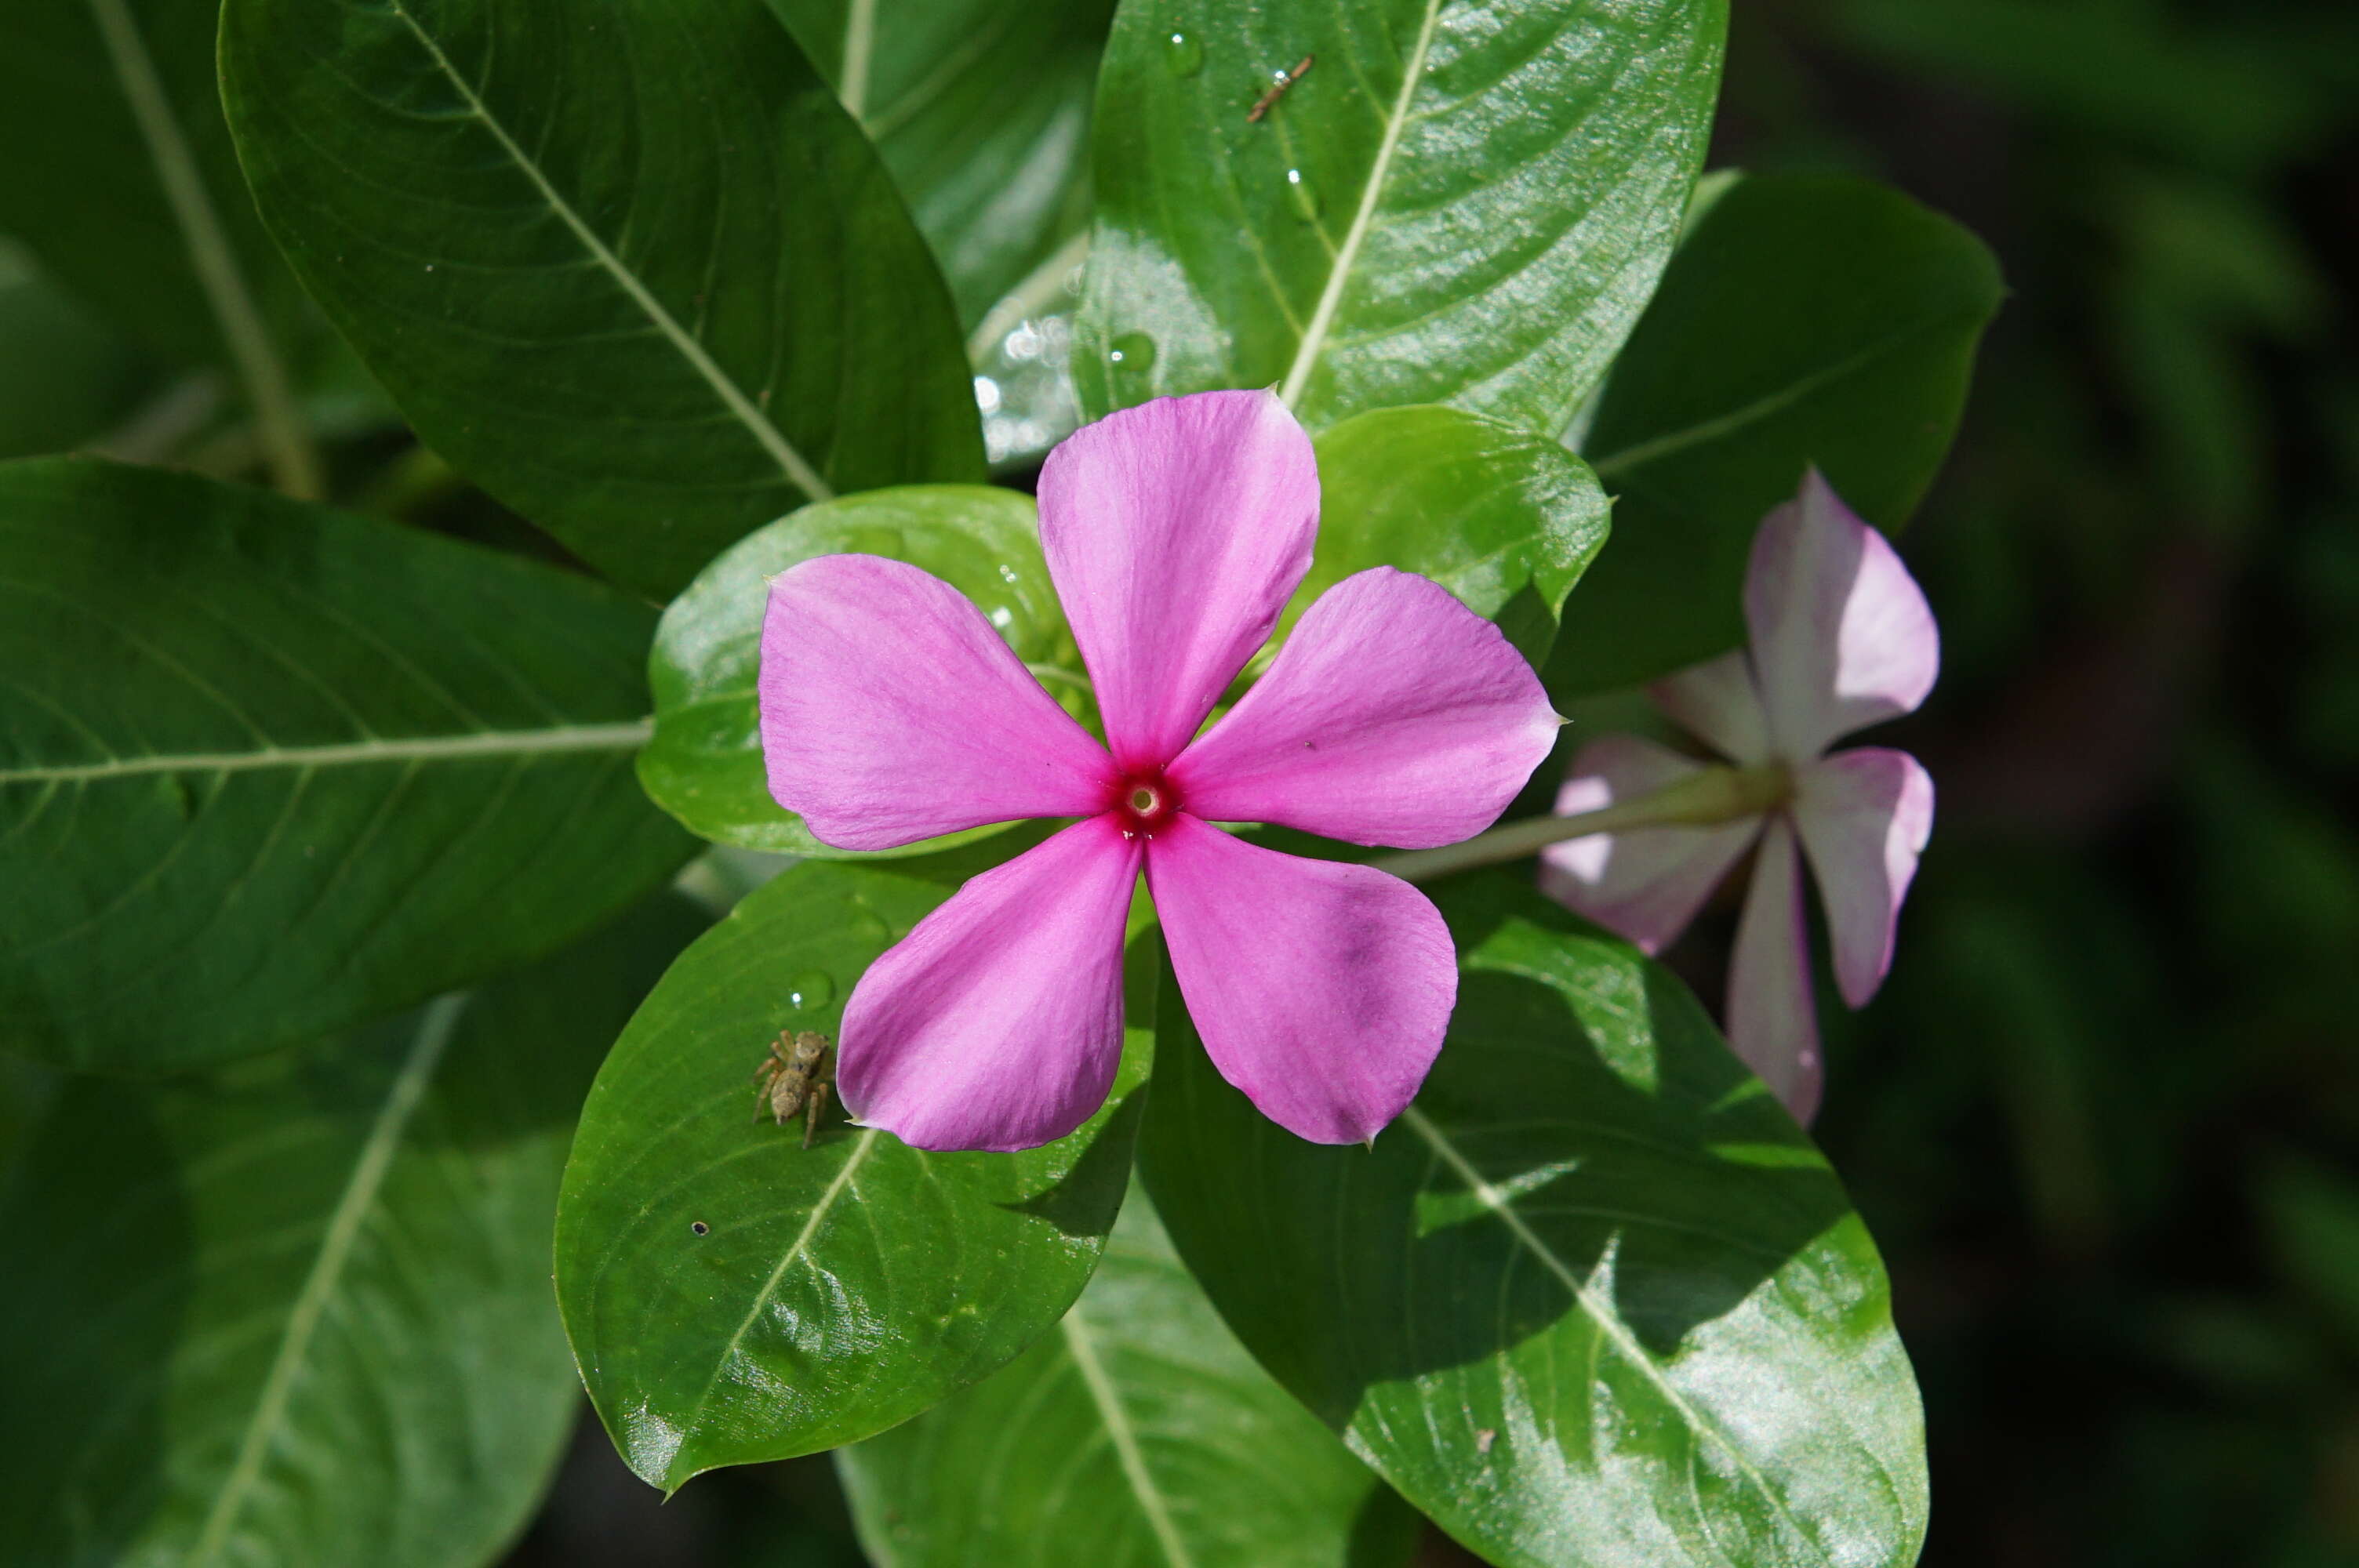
[1375,763,1790,885]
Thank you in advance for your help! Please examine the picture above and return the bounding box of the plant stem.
[89,0,324,499]
[1374,763,1789,884]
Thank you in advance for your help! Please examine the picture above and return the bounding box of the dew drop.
[1107,332,1158,372]
[1161,31,1203,77]
[786,971,835,1011]
[1285,168,1322,223]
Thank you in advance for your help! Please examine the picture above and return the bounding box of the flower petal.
[835,815,1142,1152]
[1792,747,1935,1009]
[1648,649,1773,765]
[1744,470,1940,760]
[1147,814,1455,1144]
[1727,817,1823,1123]
[1037,390,1318,771]
[761,554,1115,851]
[1167,568,1560,848]
[1537,735,1762,955]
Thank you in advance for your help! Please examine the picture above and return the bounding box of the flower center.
[1111,772,1180,838]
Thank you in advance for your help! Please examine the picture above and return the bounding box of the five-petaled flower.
[1539,472,1939,1122]
[760,390,1560,1152]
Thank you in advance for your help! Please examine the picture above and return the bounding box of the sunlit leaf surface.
[1143,873,1928,1568]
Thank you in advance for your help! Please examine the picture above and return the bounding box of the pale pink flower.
[759,390,1559,1152]
[1540,472,1938,1122]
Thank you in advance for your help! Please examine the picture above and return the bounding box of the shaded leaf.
[1078,0,1725,434]
[770,0,1114,328]
[0,459,694,1072]
[556,848,1144,1492]
[838,1185,1421,1568]
[642,485,1080,855]
[0,895,707,1568]
[1302,406,1609,668]
[0,243,154,459]
[0,0,329,494]
[220,0,983,598]
[1143,873,1926,1568]
[1549,172,2002,694]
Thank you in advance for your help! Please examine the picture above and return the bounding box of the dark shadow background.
[492,1,2359,1563]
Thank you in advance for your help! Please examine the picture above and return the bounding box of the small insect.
[754,1029,834,1149]
[690,1221,710,1236]
[1474,1428,1497,1456]
[1246,55,1314,122]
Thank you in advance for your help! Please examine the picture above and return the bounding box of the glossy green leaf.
[0,895,707,1568]
[0,0,331,495]
[642,485,1080,855]
[1077,0,1725,434]
[220,0,984,599]
[839,1185,1420,1568]
[1142,873,1927,1568]
[1548,172,2004,694]
[1300,406,1610,668]
[556,848,1145,1492]
[770,0,1114,329]
[0,459,694,1073]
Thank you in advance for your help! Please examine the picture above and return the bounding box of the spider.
[754,1029,834,1149]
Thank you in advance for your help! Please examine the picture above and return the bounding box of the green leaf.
[769,0,1114,329]
[0,0,328,495]
[1141,873,1926,1568]
[1548,172,2004,695]
[1301,406,1610,668]
[0,243,154,460]
[839,1184,1421,1568]
[0,459,694,1073]
[219,0,984,599]
[556,850,1147,1492]
[642,484,1079,855]
[0,894,707,1568]
[1077,0,1725,434]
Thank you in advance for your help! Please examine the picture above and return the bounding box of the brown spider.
[753,1029,834,1149]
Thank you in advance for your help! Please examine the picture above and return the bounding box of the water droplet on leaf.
[1285,168,1322,223]
[1108,332,1157,372]
[1162,31,1203,77]
[786,971,835,1011]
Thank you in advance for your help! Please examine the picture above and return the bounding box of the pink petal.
[1165,568,1561,848]
[1147,814,1456,1144]
[761,554,1115,851]
[835,815,1143,1152]
[1744,470,1940,761]
[1538,735,1763,955]
[1037,390,1319,772]
[1727,817,1823,1123]
[1648,649,1773,766]
[1791,747,1935,1010]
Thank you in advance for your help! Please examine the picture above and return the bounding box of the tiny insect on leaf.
[1247,55,1314,123]
[753,1029,835,1148]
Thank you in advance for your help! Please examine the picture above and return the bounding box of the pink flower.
[1539,472,1939,1122]
[759,390,1560,1152]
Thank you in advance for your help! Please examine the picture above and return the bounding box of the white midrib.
[839,0,879,121]
[188,994,467,1568]
[1276,0,1447,408]
[0,720,654,786]
[86,0,321,499]
[1398,1106,1826,1559]
[1060,1309,1197,1568]
[682,1127,881,1458]
[380,0,834,504]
